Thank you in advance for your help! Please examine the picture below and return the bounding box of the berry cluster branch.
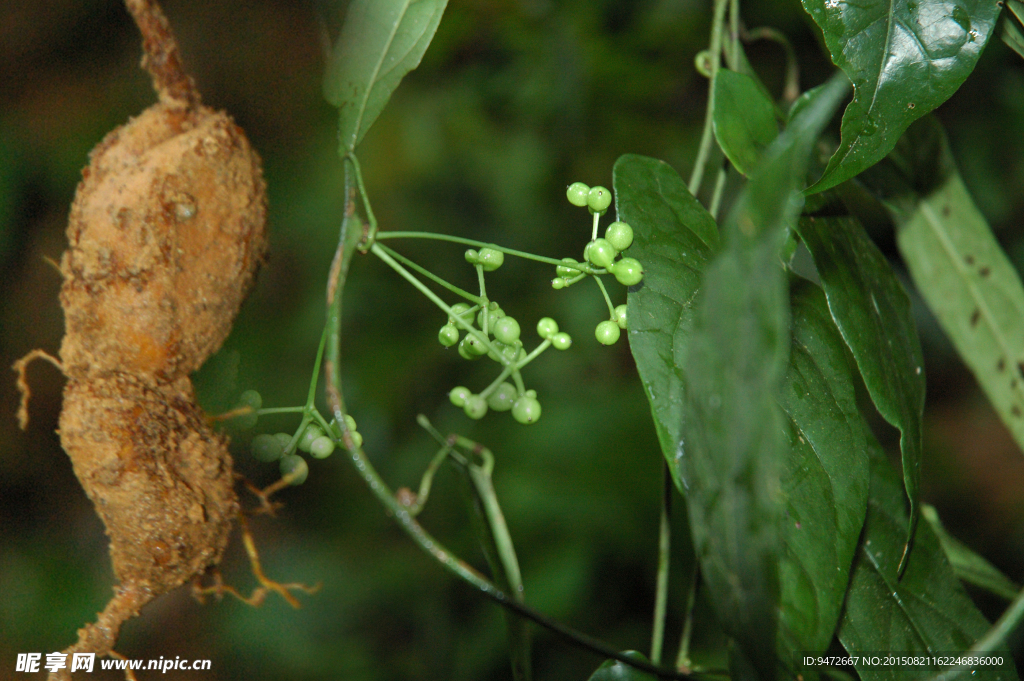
[123,0,200,109]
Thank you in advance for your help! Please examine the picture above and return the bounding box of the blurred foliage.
[0,0,1022,679]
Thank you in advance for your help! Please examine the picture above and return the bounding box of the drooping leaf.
[923,505,1021,601]
[795,215,925,563]
[324,0,448,154]
[613,154,719,493]
[875,125,1024,456]
[682,72,850,679]
[838,448,1020,681]
[801,0,1000,194]
[586,652,657,681]
[777,278,870,670]
[712,69,779,176]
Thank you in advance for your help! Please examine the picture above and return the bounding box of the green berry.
[487,382,517,411]
[274,433,294,451]
[614,304,628,329]
[493,316,521,344]
[450,302,473,323]
[525,389,537,398]
[478,247,504,271]
[449,386,472,407]
[280,454,309,485]
[551,332,572,350]
[586,238,618,268]
[512,396,542,424]
[344,414,358,433]
[611,257,644,286]
[438,323,459,347]
[551,277,566,290]
[587,186,612,213]
[595,320,621,345]
[567,181,590,207]
[537,317,559,339]
[605,221,634,251]
[298,423,325,453]
[464,394,488,420]
[557,257,581,278]
[310,435,336,459]
[239,389,262,411]
[460,335,488,358]
[464,249,479,264]
[251,433,284,462]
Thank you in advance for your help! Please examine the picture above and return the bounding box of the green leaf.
[777,278,871,668]
[801,0,1000,194]
[1002,15,1024,61]
[682,72,850,678]
[893,153,1024,457]
[794,215,925,566]
[586,652,657,681]
[613,154,719,493]
[324,0,448,154]
[712,70,779,176]
[838,448,1020,681]
[923,505,1021,600]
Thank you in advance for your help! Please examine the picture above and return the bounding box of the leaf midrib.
[350,1,412,150]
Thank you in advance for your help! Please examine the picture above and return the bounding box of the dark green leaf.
[682,72,850,678]
[795,215,925,563]
[324,0,448,154]
[712,70,779,176]
[777,278,870,668]
[586,652,657,681]
[923,505,1021,600]
[1010,0,1024,24]
[613,154,719,493]
[801,0,1000,194]
[838,448,1020,681]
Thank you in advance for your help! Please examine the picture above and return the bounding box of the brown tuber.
[35,0,268,671]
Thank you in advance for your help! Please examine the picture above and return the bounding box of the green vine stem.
[324,175,702,681]
[650,465,673,665]
[675,564,700,672]
[374,242,483,305]
[376,231,595,272]
[687,0,730,196]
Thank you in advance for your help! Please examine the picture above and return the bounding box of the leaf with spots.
[801,0,1001,194]
[794,215,924,569]
[861,117,1024,458]
[324,0,449,154]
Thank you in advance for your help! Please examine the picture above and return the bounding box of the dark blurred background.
[1,1,1022,679]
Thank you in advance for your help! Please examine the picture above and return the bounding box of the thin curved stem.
[687,0,730,197]
[374,242,483,305]
[376,231,596,271]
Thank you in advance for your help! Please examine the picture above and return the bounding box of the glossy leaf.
[795,215,924,562]
[838,448,1020,681]
[586,652,657,681]
[613,154,719,493]
[682,72,850,678]
[712,70,779,176]
[923,505,1021,600]
[802,0,1000,194]
[777,278,870,669]
[324,0,448,154]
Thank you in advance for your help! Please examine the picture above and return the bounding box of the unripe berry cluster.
[560,182,644,345]
[242,396,361,485]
